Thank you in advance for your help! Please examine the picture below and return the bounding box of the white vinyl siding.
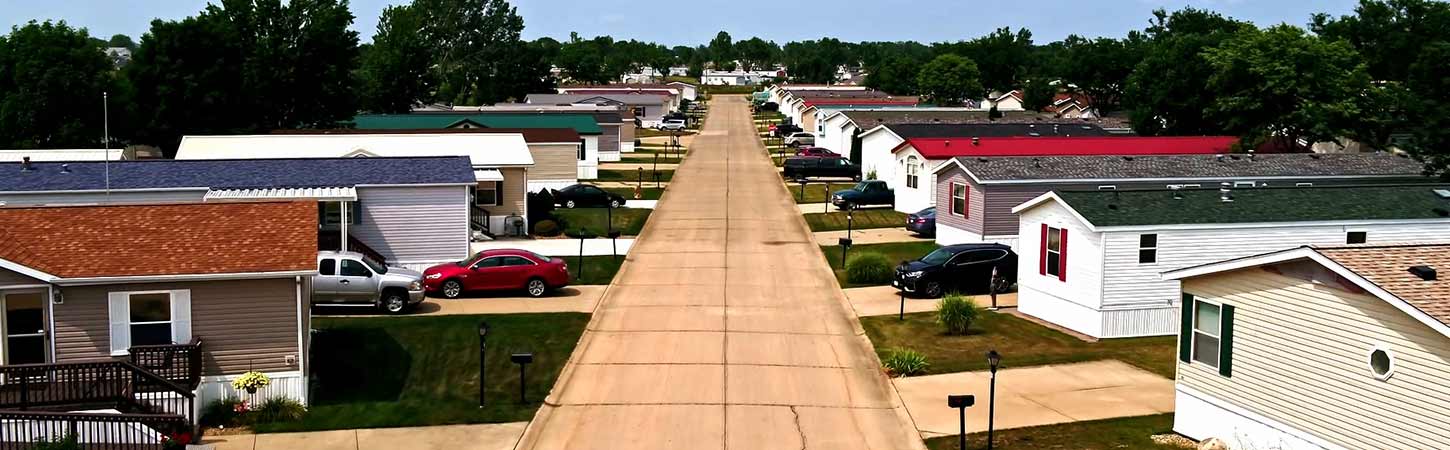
[349,185,471,267]
[1179,271,1450,449]
[859,131,904,184]
[1016,200,1104,322]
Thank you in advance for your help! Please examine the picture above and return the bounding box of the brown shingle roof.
[0,202,317,279]
[1318,244,1450,326]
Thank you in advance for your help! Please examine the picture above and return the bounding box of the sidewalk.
[844,286,1017,317]
[600,162,679,171]
[314,286,606,317]
[472,238,635,256]
[204,422,527,450]
[814,228,927,246]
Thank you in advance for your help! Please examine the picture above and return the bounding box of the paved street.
[514,96,926,450]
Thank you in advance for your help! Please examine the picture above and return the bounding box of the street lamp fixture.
[986,349,1002,450]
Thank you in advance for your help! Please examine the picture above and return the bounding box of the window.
[578,140,586,161]
[340,259,372,277]
[129,294,172,347]
[1192,301,1222,368]
[1166,184,1202,189]
[1097,185,1117,190]
[318,259,336,276]
[633,107,644,117]
[1045,227,1063,277]
[950,183,967,217]
[905,156,920,189]
[476,182,501,207]
[320,202,360,226]
[951,249,1007,266]
[1368,347,1394,380]
[1347,231,1367,244]
[1295,182,1314,187]
[108,290,190,354]
[500,256,536,266]
[472,257,504,270]
[1139,234,1158,264]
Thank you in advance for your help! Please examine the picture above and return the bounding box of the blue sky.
[2,0,1361,45]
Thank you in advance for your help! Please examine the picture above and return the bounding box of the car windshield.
[362,256,388,274]
[920,248,955,265]
[525,251,552,262]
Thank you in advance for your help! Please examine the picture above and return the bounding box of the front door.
[2,292,47,365]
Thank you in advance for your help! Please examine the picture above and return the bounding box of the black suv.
[893,243,1017,298]
[783,157,861,181]
[772,124,803,137]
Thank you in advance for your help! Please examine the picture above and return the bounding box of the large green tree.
[863,56,920,95]
[0,21,117,148]
[1058,34,1143,114]
[556,33,613,84]
[915,54,982,106]
[708,31,734,66]
[1312,0,1450,83]
[735,37,778,72]
[358,4,433,112]
[936,27,1032,94]
[1404,41,1450,175]
[413,0,548,104]
[1124,8,1253,136]
[1202,25,1372,149]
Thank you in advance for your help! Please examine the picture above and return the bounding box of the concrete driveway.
[204,422,528,450]
[893,360,1175,438]
[813,228,929,246]
[845,286,1018,317]
[312,286,606,317]
[513,96,926,450]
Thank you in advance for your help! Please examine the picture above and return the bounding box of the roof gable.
[1050,184,1450,228]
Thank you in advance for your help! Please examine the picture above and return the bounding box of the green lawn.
[821,241,938,287]
[637,128,696,138]
[861,311,1177,378]
[619,154,684,165]
[784,182,858,204]
[603,187,666,200]
[551,207,652,237]
[252,313,589,432]
[923,414,1179,450]
[551,254,625,285]
[598,169,674,182]
[804,208,909,232]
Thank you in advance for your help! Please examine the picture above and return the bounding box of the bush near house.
[936,294,981,335]
[845,252,893,285]
[881,348,930,377]
[821,241,939,288]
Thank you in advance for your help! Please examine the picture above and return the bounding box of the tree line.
[0,0,1446,173]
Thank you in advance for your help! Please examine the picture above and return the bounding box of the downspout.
[47,285,57,363]
[295,276,308,405]
[340,201,349,253]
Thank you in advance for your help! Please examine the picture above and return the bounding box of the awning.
[474,169,505,182]
[204,187,357,201]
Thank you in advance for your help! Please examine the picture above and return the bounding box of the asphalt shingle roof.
[1316,244,1450,326]
[1054,184,1450,227]
[949,152,1430,181]
[889,123,1110,138]
[0,157,477,192]
[351,113,603,134]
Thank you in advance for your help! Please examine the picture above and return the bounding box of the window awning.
[204,187,358,201]
[474,169,505,182]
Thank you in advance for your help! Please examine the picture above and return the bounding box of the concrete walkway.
[472,238,635,257]
[514,95,926,449]
[814,228,928,246]
[844,287,1018,317]
[893,360,1175,438]
[203,422,528,450]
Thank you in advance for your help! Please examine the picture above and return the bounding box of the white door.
[2,292,48,365]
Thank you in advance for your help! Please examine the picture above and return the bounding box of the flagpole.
[103,91,110,199]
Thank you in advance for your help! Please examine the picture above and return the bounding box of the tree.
[414,0,540,104]
[358,5,434,112]
[1125,7,1253,136]
[556,33,613,84]
[1404,41,1450,175]
[106,34,136,50]
[1058,34,1144,113]
[0,21,117,148]
[1020,77,1057,111]
[708,31,733,67]
[915,54,982,106]
[1202,25,1372,149]
[936,27,1032,94]
[1312,0,1450,83]
[735,37,778,72]
[863,56,920,95]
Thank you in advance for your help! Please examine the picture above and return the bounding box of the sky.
[1,0,1362,46]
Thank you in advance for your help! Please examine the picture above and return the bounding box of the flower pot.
[245,387,257,394]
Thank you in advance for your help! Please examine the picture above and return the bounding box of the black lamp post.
[947,394,975,450]
[798,179,807,202]
[987,349,1002,450]
[577,230,596,281]
[511,352,534,404]
[898,286,906,320]
[477,321,490,408]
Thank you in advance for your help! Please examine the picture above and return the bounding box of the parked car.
[423,249,571,299]
[893,244,1018,298]
[783,157,861,181]
[831,180,894,208]
[553,183,626,208]
[794,147,839,158]
[314,251,425,314]
[784,132,816,147]
[771,124,802,138]
[657,118,686,131]
[906,207,936,237]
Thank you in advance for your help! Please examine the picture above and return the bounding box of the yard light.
[511,352,535,404]
[839,237,853,268]
[947,394,975,450]
[478,321,490,408]
[987,349,1002,450]
[609,230,622,263]
[898,287,906,321]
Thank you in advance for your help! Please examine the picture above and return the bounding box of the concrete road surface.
[514,96,927,450]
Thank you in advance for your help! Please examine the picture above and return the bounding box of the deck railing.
[0,360,195,425]
[128,338,203,389]
[0,410,190,450]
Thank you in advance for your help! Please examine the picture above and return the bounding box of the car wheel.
[610,199,622,209]
[525,278,548,298]
[565,200,577,209]
[923,281,944,299]
[382,292,408,314]
[441,280,463,299]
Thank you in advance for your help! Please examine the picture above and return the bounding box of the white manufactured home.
[1012,185,1450,339]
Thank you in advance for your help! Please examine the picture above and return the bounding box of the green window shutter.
[1219,304,1235,377]
[1179,293,1194,363]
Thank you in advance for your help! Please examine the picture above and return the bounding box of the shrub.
[882,348,930,377]
[866,169,878,180]
[253,398,307,423]
[32,434,80,450]
[200,397,246,428]
[533,219,562,237]
[845,252,893,285]
[937,294,981,335]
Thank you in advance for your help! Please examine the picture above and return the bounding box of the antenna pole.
[103,91,111,199]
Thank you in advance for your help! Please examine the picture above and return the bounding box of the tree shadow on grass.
[309,327,410,405]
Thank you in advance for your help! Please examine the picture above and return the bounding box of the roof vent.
[1028,132,1041,137]
[1215,154,1225,163]
[1123,156,1134,161]
[1434,189,1450,199]
[60,163,70,173]
[1219,182,1234,203]
[1434,207,1449,217]
[1172,191,1184,200]
[944,140,951,147]
[1053,124,1060,134]
[20,156,32,172]
[972,137,980,146]
[1032,158,1041,168]
[1409,265,1437,281]
[977,157,989,162]
[1107,203,1118,210]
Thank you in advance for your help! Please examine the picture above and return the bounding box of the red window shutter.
[964,185,971,218]
[1039,224,1048,275]
[1058,229,1068,281]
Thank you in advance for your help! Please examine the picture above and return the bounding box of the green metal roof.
[351,114,602,134]
[1054,185,1450,227]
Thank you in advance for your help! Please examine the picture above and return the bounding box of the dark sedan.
[553,184,626,209]
[906,207,936,237]
[893,243,1017,298]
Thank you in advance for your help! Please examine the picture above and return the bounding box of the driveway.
[893,360,1175,438]
[813,228,929,246]
[312,286,606,317]
[845,286,1018,317]
[514,96,926,450]
[204,422,528,450]
[472,238,635,257]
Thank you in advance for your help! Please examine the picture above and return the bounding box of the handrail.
[118,362,194,400]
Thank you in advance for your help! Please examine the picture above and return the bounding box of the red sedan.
[423,249,570,298]
[794,147,840,158]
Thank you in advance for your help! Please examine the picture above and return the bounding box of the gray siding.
[54,278,303,376]
[1181,271,1450,449]
[0,267,41,288]
[352,185,471,266]
[598,125,620,154]
[0,189,206,206]
[934,165,984,235]
[619,122,635,144]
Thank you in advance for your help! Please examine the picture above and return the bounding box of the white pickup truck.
[312,251,426,314]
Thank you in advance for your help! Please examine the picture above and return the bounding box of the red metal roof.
[896,136,1238,158]
[803,99,919,107]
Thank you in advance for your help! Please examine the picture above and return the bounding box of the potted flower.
[231,371,270,394]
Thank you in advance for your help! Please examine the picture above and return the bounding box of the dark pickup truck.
[832,180,894,208]
[783,157,861,181]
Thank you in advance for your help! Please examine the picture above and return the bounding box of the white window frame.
[1367,345,1395,381]
[1191,300,1222,369]
[107,290,192,356]
[950,183,967,217]
[1139,233,1158,264]
[905,156,920,189]
[1166,184,1202,189]
[1045,227,1063,277]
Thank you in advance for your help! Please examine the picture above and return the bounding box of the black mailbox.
[947,394,975,408]
[838,237,853,247]
[511,353,534,364]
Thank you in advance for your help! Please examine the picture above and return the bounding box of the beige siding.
[619,122,635,144]
[53,278,302,376]
[1182,271,1450,448]
[529,143,580,182]
[0,267,41,288]
[597,125,620,154]
[498,167,528,218]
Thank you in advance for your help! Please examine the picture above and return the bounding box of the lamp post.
[477,321,490,408]
[947,394,975,450]
[987,349,1002,450]
[898,286,906,321]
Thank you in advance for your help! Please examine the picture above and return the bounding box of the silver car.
[313,251,425,314]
